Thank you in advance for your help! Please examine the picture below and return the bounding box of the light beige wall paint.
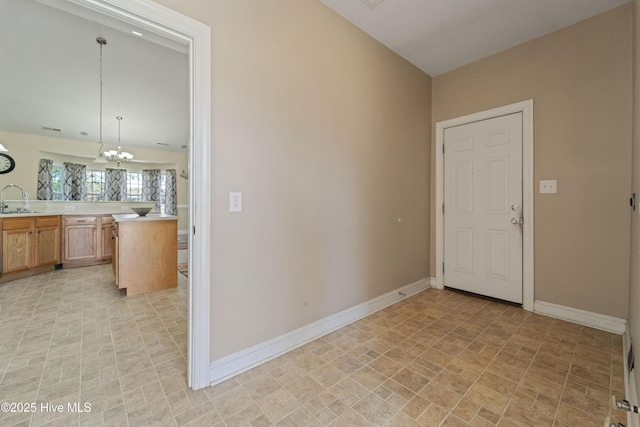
[432,5,633,317]
[630,0,640,402]
[0,131,189,229]
[153,0,431,359]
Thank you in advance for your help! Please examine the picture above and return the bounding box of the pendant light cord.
[97,37,107,157]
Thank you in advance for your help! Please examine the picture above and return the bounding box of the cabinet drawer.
[36,216,60,228]
[64,217,97,226]
[2,218,32,231]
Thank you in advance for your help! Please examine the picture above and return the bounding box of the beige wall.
[630,0,640,403]
[432,5,633,317]
[0,131,189,229]
[154,0,432,359]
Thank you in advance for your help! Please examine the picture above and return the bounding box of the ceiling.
[320,0,632,76]
[0,0,631,153]
[0,0,189,153]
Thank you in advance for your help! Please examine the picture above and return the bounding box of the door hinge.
[442,144,445,154]
[442,263,445,273]
[442,203,444,214]
[192,225,196,235]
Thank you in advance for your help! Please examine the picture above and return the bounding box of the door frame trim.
[435,100,534,311]
[68,0,212,388]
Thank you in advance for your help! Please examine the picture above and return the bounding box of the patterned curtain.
[142,169,161,210]
[105,168,127,201]
[37,159,54,200]
[62,162,87,201]
[164,169,177,215]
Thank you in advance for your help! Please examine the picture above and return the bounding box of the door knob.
[511,204,520,211]
[511,217,521,225]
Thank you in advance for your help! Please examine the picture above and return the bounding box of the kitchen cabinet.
[1,215,61,281]
[101,216,113,258]
[63,215,113,267]
[112,214,177,295]
[35,217,61,266]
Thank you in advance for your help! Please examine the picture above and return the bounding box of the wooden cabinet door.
[36,226,60,266]
[2,228,32,273]
[101,223,113,258]
[64,225,97,261]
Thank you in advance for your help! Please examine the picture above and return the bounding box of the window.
[52,166,63,200]
[50,165,161,203]
[126,171,143,202]
[86,170,105,201]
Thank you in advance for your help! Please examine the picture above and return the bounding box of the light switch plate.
[230,192,242,212]
[539,180,557,194]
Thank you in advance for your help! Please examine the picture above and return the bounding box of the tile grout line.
[501,315,556,427]
[437,298,521,426]
[0,275,33,385]
[140,291,180,426]
[109,282,132,427]
[77,270,86,425]
[551,322,581,425]
[30,272,59,427]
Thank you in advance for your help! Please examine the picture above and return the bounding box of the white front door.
[444,113,523,303]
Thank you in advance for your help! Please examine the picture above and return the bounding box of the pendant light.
[103,116,133,167]
[94,37,133,166]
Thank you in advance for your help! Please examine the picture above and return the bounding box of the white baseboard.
[534,300,626,335]
[209,277,432,385]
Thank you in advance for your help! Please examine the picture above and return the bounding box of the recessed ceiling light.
[181,145,187,149]
[156,142,170,146]
[131,30,143,37]
[80,131,88,136]
[41,126,61,132]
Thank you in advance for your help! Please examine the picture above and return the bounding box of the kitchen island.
[112,213,178,295]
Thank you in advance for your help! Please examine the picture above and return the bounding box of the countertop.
[113,213,178,222]
[0,211,167,219]
[0,211,67,218]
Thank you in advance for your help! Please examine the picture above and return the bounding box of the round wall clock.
[0,153,15,174]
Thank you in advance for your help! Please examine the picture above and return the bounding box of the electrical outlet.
[230,192,242,212]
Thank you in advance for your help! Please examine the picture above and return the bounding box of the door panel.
[453,227,473,273]
[454,161,473,213]
[444,113,523,303]
[488,157,509,213]
[487,229,509,279]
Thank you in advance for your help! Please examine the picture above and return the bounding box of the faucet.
[0,184,29,213]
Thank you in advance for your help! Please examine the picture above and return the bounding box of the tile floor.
[0,265,628,426]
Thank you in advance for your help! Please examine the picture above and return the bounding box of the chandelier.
[103,116,133,167]
[95,37,134,167]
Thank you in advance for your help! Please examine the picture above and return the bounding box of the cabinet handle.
[76,220,86,223]
[37,230,41,234]
[28,231,33,235]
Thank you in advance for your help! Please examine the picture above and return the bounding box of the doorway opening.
[72,0,212,389]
